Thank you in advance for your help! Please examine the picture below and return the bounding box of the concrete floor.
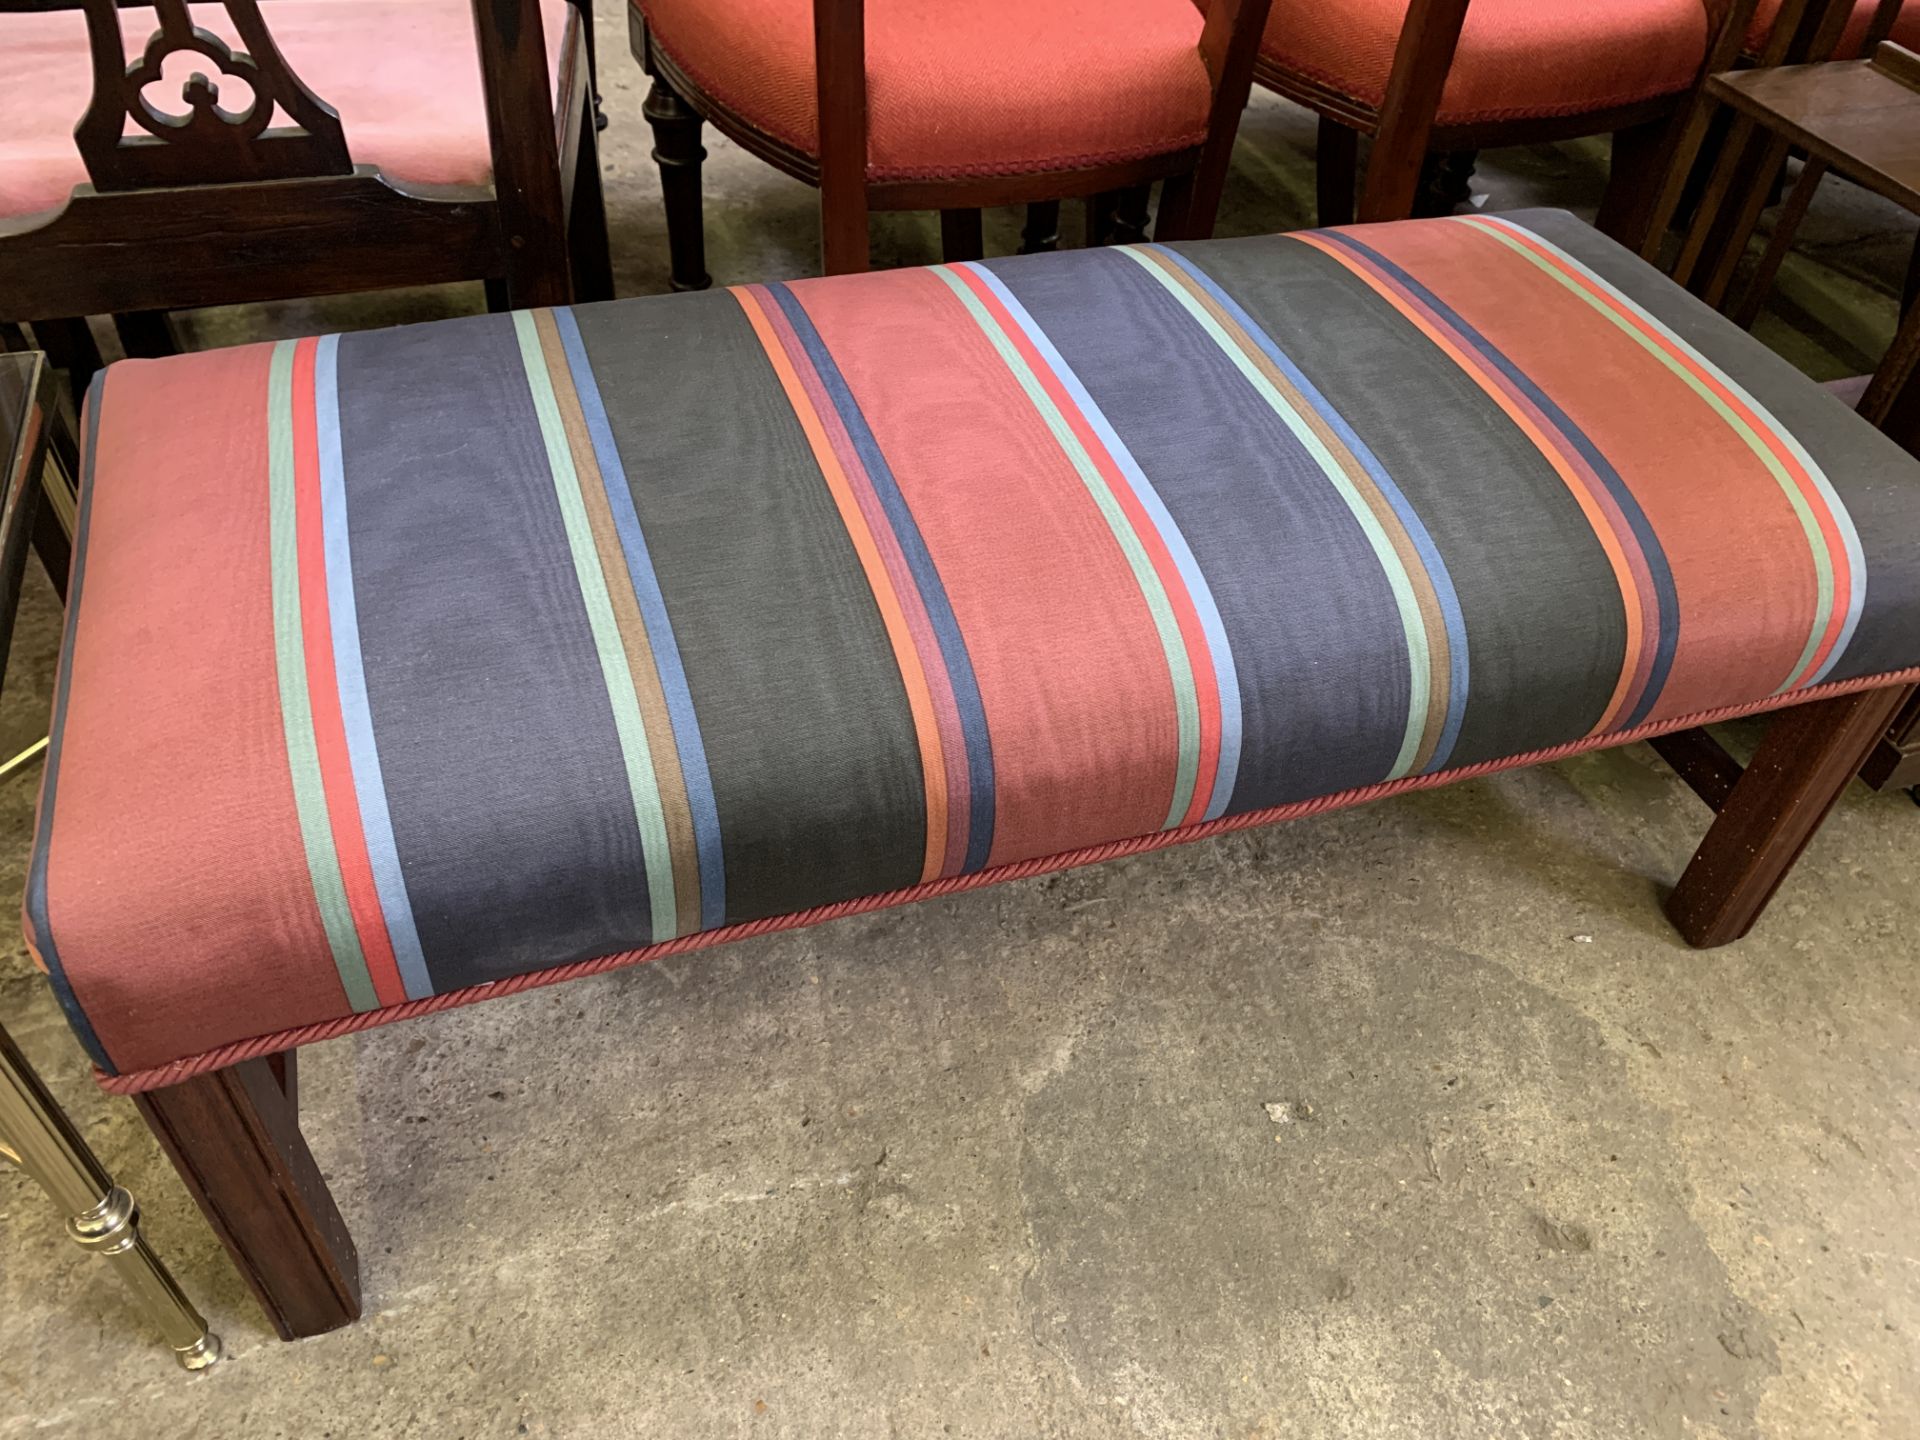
[4,16,1920,1436]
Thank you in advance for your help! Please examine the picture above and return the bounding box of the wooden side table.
[0,350,219,1371]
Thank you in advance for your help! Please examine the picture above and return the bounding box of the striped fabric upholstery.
[29,211,1920,1087]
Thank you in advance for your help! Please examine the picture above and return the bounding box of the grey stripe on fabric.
[571,292,928,922]
[1176,232,1631,765]
[336,315,654,992]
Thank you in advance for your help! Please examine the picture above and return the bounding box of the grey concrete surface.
[3,14,1919,1436]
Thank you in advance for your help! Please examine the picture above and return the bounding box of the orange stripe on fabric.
[1292,230,1649,735]
[942,262,1225,830]
[1474,219,1854,685]
[289,338,407,1009]
[732,286,950,883]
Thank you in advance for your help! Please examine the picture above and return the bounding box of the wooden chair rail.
[0,174,504,320]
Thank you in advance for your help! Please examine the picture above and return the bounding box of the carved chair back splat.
[0,0,613,380]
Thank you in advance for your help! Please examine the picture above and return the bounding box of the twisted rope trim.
[96,668,1920,1095]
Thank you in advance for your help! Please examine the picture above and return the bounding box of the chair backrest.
[0,0,560,198]
[69,0,352,192]
[0,0,574,319]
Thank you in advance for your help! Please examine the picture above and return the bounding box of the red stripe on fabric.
[1475,218,1854,690]
[290,339,407,1009]
[1299,231,1660,732]
[92,665,1920,1095]
[945,263,1224,829]
[1366,219,1822,720]
[42,345,350,1070]
[788,266,1177,868]
[751,285,972,877]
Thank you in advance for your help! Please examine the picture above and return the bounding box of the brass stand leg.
[0,1026,219,1371]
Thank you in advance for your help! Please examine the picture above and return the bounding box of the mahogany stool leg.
[1667,685,1913,948]
[133,1053,361,1340]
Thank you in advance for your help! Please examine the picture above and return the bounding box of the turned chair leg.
[1108,185,1153,245]
[0,1026,219,1369]
[134,1053,360,1341]
[1667,685,1913,948]
[1316,115,1359,227]
[1089,185,1152,248]
[641,76,711,292]
[568,84,617,304]
[940,208,985,263]
[1019,201,1061,254]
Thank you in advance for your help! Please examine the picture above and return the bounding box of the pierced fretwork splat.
[74,0,353,190]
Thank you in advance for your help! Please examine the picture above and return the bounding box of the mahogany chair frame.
[0,0,614,383]
[629,0,1274,286]
[1265,0,1747,246]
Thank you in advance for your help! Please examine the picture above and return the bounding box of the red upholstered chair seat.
[1744,0,1920,54]
[634,0,1215,181]
[0,0,574,221]
[1258,0,1710,126]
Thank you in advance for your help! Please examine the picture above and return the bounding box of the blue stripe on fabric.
[553,306,728,931]
[766,281,999,872]
[314,334,435,998]
[959,261,1246,817]
[1147,245,1473,771]
[1323,229,1682,730]
[25,371,114,1070]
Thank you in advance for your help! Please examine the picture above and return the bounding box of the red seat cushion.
[0,0,573,221]
[635,0,1214,182]
[1259,0,1708,127]
[1745,0,1920,54]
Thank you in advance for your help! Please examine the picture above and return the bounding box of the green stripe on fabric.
[510,312,679,942]
[266,340,379,1013]
[932,265,1203,829]
[1455,216,1837,693]
[1119,247,1433,780]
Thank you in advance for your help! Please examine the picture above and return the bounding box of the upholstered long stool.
[24,210,1920,1339]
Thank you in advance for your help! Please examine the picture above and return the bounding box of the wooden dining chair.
[628,0,1273,286]
[0,0,613,390]
[1745,0,1917,52]
[1254,0,1740,245]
